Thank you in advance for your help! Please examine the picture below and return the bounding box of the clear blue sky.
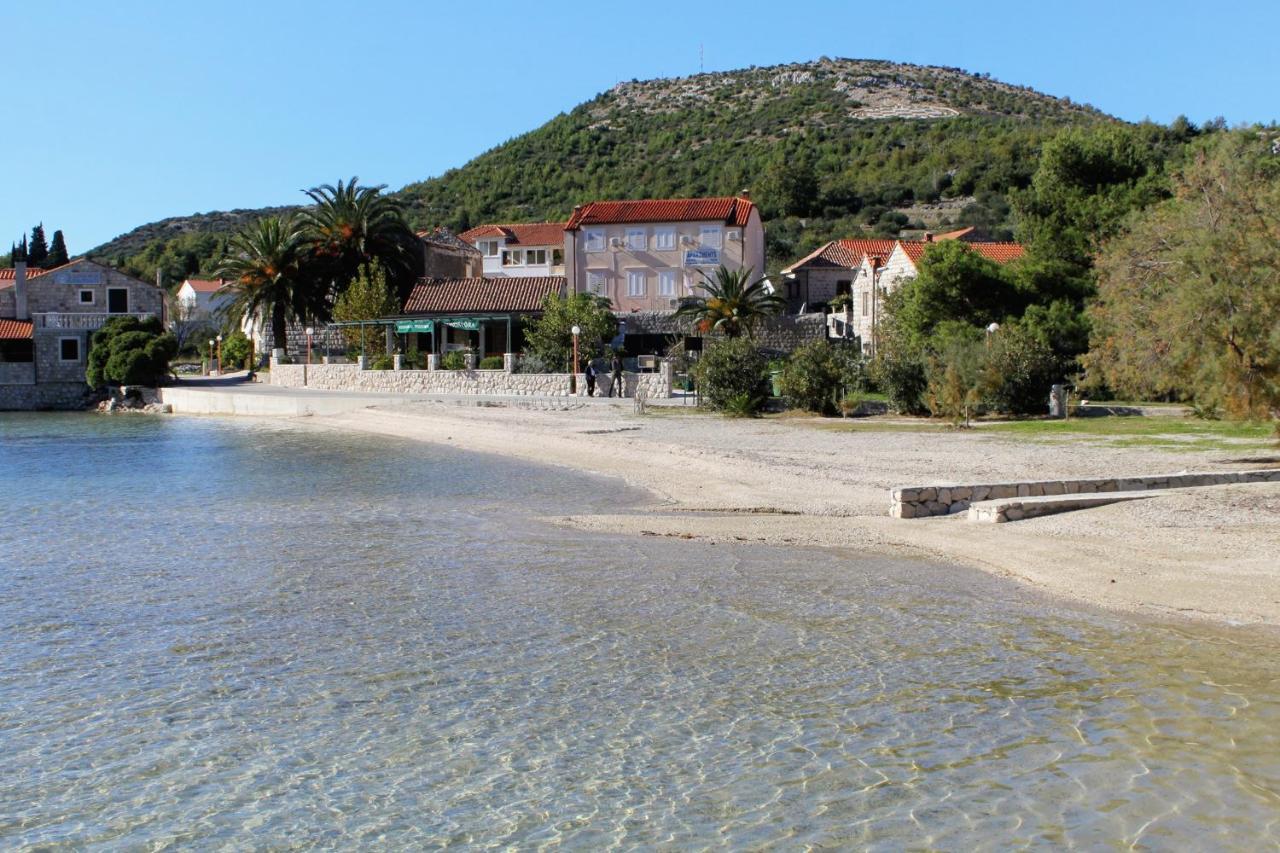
[5,0,1277,254]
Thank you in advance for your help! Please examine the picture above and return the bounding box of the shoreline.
[284,399,1280,631]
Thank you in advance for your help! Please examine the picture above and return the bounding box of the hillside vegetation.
[92,57,1114,282]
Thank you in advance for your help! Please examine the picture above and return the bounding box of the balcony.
[33,312,156,331]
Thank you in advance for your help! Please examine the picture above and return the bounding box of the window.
[502,249,523,266]
[552,248,564,266]
[59,337,81,362]
[78,289,94,304]
[107,288,129,313]
[478,239,499,257]
[584,229,606,252]
[862,292,870,316]
[526,248,547,266]
[627,270,647,297]
[654,228,676,251]
[658,270,677,296]
[587,270,608,296]
[626,228,647,251]
[699,226,722,249]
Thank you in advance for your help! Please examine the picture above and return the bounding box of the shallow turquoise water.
[1,414,1278,848]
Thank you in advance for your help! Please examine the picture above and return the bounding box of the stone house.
[832,234,1025,355]
[417,227,483,278]
[459,223,566,278]
[0,258,166,409]
[564,195,766,316]
[780,238,898,313]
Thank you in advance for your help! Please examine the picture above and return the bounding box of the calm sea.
[1,414,1277,848]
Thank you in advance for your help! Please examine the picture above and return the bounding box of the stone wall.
[891,469,1280,518]
[747,313,829,354]
[0,381,91,411]
[269,360,672,399]
[0,362,35,386]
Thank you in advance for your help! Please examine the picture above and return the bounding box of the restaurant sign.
[395,320,435,333]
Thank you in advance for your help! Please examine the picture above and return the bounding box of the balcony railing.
[33,312,156,331]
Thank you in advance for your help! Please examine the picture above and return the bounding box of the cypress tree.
[28,224,48,266]
[47,230,69,267]
[15,235,28,262]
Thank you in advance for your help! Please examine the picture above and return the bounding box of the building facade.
[0,258,166,409]
[459,223,566,278]
[563,195,765,314]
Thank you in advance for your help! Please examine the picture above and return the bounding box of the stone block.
[937,488,951,505]
[918,487,937,502]
[972,486,990,502]
[951,486,972,502]
[1003,506,1025,522]
[892,502,914,519]
[1042,481,1065,496]
[1017,484,1032,497]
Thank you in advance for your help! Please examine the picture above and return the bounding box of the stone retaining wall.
[269,361,672,398]
[892,469,1280,518]
[0,381,92,411]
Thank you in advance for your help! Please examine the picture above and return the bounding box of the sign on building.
[683,247,719,267]
[54,271,105,285]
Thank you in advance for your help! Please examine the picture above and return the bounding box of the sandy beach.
[308,400,1280,628]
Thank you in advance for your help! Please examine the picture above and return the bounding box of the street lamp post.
[570,324,581,395]
[215,334,223,375]
[208,338,215,376]
[304,327,314,387]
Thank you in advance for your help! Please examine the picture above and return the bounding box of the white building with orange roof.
[780,238,898,312]
[459,222,566,278]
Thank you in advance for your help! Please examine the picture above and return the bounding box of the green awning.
[443,318,481,331]
[396,320,435,333]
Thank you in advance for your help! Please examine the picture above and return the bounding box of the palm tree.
[216,215,318,354]
[674,266,785,338]
[300,177,417,298]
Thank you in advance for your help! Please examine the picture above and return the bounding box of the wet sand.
[312,402,1280,628]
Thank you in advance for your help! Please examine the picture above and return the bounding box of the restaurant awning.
[395,319,436,333]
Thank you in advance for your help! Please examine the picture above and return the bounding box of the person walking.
[584,359,598,397]
[609,353,625,398]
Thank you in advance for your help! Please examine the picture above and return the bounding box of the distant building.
[175,278,232,320]
[0,258,166,409]
[564,195,765,314]
[418,227,483,278]
[780,238,898,313]
[459,223,566,278]
[397,276,565,357]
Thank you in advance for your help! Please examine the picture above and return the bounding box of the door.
[107,288,129,313]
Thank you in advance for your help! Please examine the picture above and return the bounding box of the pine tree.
[47,230,69,267]
[15,236,28,263]
[28,224,48,267]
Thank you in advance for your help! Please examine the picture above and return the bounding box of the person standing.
[584,359,598,397]
[610,353,625,398]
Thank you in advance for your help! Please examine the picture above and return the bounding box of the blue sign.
[54,271,104,285]
[683,247,720,267]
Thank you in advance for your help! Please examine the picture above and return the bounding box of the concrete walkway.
[160,376,696,416]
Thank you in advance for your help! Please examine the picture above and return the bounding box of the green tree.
[523,292,617,371]
[891,241,1020,345]
[778,340,866,414]
[216,215,319,353]
[674,266,784,339]
[1083,132,1280,424]
[301,177,419,301]
[760,148,819,218]
[692,336,769,414]
[28,224,48,267]
[46,230,69,267]
[86,316,177,388]
[332,262,399,355]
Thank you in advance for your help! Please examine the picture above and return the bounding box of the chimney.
[923,232,933,243]
[14,260,28,320]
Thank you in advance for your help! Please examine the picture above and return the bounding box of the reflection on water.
[1,414,1277,848]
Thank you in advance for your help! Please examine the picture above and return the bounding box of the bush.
[86,316,176,388]
[693,337,768,413]
[370,354,393,370]
[982,324,1063,415]
[514,353,553,374]
[779,341,842,414]
[220,331,251,370]
[925,340,986,426]
[873,347,928,414]
[440,351,466,370]
[479,355,504,370]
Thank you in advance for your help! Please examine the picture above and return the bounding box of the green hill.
[90,57,1114,283]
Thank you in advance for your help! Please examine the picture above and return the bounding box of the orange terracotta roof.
[565,196,755,229]
[403,277,565,314]
[459,222,567,247]
[0,266,46,288]
[782,239,898,273]
[899,240,1025,265]
[183,278,227,293]
[933,226,977,241]
[0,318,33,339]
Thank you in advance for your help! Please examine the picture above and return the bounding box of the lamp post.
[304,326,314,387]
[570,324,581,395]
[215,334,223,375]
[208,338,215,376]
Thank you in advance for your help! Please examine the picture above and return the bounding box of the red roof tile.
[183,278,227,293]
[899,240,1025,265]
[566,196,755,229]
[460,222,568,247]
[783,239,897,272]
[403,277,565,314]
[0,267,46,288]
[0,318,33,340]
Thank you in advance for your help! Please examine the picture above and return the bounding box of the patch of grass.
[982,416,1277,451]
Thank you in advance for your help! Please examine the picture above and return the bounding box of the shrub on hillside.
[693,337,768,414]
[86,316,177,389]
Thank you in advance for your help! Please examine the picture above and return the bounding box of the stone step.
[967,490,1160,523]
